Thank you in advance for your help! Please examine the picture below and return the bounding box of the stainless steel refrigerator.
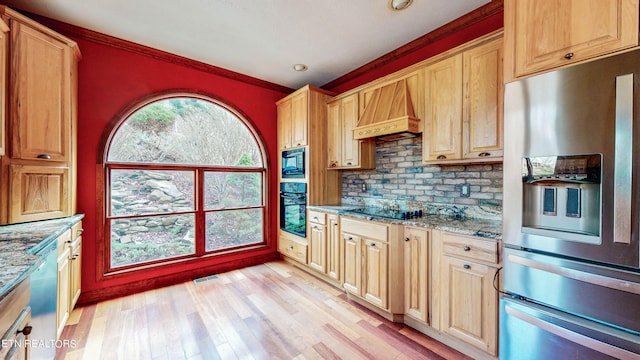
[502,49,640,359]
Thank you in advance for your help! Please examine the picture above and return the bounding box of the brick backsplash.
[341,136,503,220]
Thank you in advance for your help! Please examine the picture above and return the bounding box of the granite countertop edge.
[307,205,502,240]
[0,214,85,301]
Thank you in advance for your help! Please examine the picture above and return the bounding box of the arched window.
[105,95,266,270]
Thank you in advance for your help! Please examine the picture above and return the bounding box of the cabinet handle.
[37,154,52,160]
[348,236,353,240]
[370,242,376,247]
[330,162,337,168]
[478,152,491,157]
[346,162,352,165]
[314,217,319,221]
[436,155,447,160]
[463,264,471,269]
[71,254,79,260]
[404,237,410,242]
[333,223,338,226]
[77,228,84,235]
[17,325,32,336]
[66,240,72,244]
[564,52,574,60]
[463,246,471,251]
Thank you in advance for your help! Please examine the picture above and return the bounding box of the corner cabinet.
[432,230,500,357]
[504,0,640,81]
[326,93,375,170]
[423,36,503,164]
[0,7,81,224]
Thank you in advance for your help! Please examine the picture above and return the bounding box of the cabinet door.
[56,246,71,339]
[463,38,503,161]
[69,231,82,309]
[404,227,429,323]
[0,308,30,360]
[10,20,71,162]
[9,164,69,223]
[340,93,360,167]
[290,91,308,148]
[0,19,7,157]
[308,222,327,273]
[507,0,639,78]
[342,233,361,295]
[441,255,498,356]
[326,99,340,168]
[277,99,292,150]
[326,215,340,281]
[362,238,388,310]
[423,54,463,163]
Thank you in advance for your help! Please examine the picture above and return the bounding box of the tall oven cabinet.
[276,85,340,266]
[0,6,80,224]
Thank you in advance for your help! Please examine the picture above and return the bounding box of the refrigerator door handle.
[614,73,633,244]
[505,303,640,360]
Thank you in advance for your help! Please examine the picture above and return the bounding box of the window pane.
[204,171,262,210]
[107,98,263,166]
[110,214,195,267]
[205,209,263,251]
[110,169,195,216]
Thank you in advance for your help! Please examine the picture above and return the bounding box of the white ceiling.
[1,0,491,89]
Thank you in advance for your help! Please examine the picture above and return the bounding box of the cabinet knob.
[564,52,574,60]
[436,155,447,160]
[346,162,352,165]
[463,246,471,251]
[17,325,32,336]
[478,152,490,157]
[288,245,294,249]
[463,264,471,269]
[330,162,337,168]
[37,154,52,160]
[370,242,376,247]
[348,236,353,240]
[404,237,410,242]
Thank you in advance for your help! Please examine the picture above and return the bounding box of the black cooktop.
[345,207,423,220]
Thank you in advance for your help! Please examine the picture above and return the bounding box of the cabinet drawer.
[442,232,498,264]
[308,210,326,225]
[0,278,29,337]
[278,236,307,264]
[57,228,72,256]
[341,218,388,242]
[72,221,84,239]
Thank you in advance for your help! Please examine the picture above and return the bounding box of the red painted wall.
[72,36,287,301]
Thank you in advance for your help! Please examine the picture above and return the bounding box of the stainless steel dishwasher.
[29,240,58,360]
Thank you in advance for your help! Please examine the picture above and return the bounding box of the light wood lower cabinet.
[403,226,429,323]
[434,230,499,356]
[307,210,342,285]
[326,214,340,282]
[0,279,31,360]
[278,232,308,265]
[56,220,83,339]
[341,217,403,317]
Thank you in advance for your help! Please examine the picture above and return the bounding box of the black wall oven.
[279,182,307,237]
[281,148,305,179]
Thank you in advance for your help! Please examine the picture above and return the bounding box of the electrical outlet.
[461,184,470,197]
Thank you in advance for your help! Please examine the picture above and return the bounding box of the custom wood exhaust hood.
[353,79,421,140]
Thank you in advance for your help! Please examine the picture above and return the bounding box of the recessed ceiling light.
[293,64,308,72]
[388,0,413,11]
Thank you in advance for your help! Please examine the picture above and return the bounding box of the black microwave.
[282,148,305,178]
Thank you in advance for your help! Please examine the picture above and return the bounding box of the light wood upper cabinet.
[403,226,429,324]
[278,90,308,150]
[423,37,503,164]
[10,20,72,162]
[327,93,375,169]
[423,53,463,162]
[504,0,640,81]
[463,38,503,160]
[0,7,80,225]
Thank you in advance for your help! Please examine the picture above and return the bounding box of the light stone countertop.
[307,205,502,239]
[0,214,84,301]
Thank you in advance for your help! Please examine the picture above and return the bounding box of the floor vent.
[193,274,219,284]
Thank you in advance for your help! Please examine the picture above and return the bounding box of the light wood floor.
[55,261,471,360]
